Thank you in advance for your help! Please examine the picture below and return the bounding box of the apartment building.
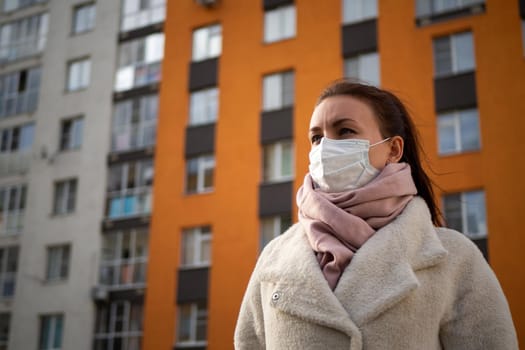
[144,0,525,349]
[0,0,164,349]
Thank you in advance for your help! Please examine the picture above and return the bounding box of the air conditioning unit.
[196,0,217,7]
[91,286,108,301]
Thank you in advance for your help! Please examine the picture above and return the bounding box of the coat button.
[272,292,281,302]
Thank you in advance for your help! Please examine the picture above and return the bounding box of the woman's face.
[309,95,400,170]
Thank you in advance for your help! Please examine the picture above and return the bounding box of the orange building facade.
[144,0,525,349]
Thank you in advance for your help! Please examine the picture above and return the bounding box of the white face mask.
[308,137,390,193]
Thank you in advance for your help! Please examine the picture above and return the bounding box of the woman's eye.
[311,135,322,145]
[339,128,355,136]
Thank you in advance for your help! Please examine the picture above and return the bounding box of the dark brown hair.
[317,79,442,226]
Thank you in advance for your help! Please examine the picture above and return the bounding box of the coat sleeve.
[439,238,519,350]
[234,251,268,349]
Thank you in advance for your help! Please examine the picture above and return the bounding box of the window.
[433,31,475,77]
[3,0,45,12]
[115,33,164,92]
[181,226,211,268]
[0,246,18,299]
[342,0,377,24]
[263,141,293,183]
[72,3,96,34]
[176,302,207,346]
[39,314,64,350]
[416,0,484,18]
[264,5,296,43]
[112,95,158,152]
[443,190,487,239]
[0,123,34,176]
[186,155,215,194]
[260,214,292,249]
[0,184,27,235]
[522,20,525,56]
[0,13,49,62]
[189,87,219,126]
[192,24,222,62]
[67,58,91,91]
[437,108,480,155]
[53,179,77,215]
[46,245,70,282]
[0,313,9,350]
[344,52,380,86]
[94,301,143,349]
[121,0,166,32]
[100,229,148,288]
[60,117,84,151]
[262,71,294,111]
[0,67,41,118]
[107,159,153,219]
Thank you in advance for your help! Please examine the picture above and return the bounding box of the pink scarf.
[296,162,417,290]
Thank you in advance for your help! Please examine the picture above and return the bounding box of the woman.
[234,80,518,349]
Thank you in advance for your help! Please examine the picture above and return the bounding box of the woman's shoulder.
[434,226,487,266]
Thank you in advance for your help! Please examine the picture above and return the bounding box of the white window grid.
[260,214,291,250]
[186,155,215,194]
[181,226,211,268]
[0,13,49,63]
[53,179,77,215]
[342,0,377,24]
[263,141,294,183]
[192,24,222,62]
[176,302,208,346]
[0,184,26,235]
[0,246,17,299]
[112,95,158,152]
[67,58,91,91]
[46,245,70,282]
[262,71,294,111]
[94,301,143,349]
[189,87,219,126]
[437,108,480,155]
[60,117,84,151]
[264,5,296,43]
[344,52,380,86]
[106,160,153,219]
[100,229,148,289]
[115,33,164,92]
[120,0,166,32]
[434,31,475,77]
[443,190,487,239]
[416,0,485,18]
[39,314,63,350]
[0,67,41,118]
[73,3,96,34]
[0,312,9,349]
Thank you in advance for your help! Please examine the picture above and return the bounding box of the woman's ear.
[388,136,404,163]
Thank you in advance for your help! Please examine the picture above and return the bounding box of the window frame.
[0,246,18,299]
[191,24,222,62]
[262,140,294,183]
[45,244,71,282]
[342,0,378,25]
[263,4,296,44]
[94,300,143,348]
[433,31,475,78]
[343,51,380,86]
[416,0,485,19]
[52,178,77,216]
[66,57,91,92]
[0,66,41,119]
[442,190,487,239]
[262,70,294,112]
[120,0,166,32]
[260,214,292,250]
[188,87,219,126]
[176,302,208,346]
[185,155,215,194]
[0,312,9,349]
[437,108,481,155]
[39,314,64,350]
[72,2,96,35]
[0,184,26,236]
[59,116,84,151]
[99,228,148,289]
[180,226,211,269]
[0,12,49,63]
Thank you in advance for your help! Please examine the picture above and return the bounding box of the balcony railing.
[99,258,147,289]
[0,151,31,177]
[111,123,156,153]
[106,187,152,219]
[0,211,24,235]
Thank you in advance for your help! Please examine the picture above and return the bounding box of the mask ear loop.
[370,137,391,148]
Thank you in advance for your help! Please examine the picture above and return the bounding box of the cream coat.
[234,198,518,349]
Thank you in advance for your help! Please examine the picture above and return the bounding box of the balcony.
[120,1,165,33]
[106,187,152,220]
[0,151,31,177]
[99,258,147,290]
[111,124,156,153]
[0,211,24,236]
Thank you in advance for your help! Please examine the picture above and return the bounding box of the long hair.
[317,79,442,226]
